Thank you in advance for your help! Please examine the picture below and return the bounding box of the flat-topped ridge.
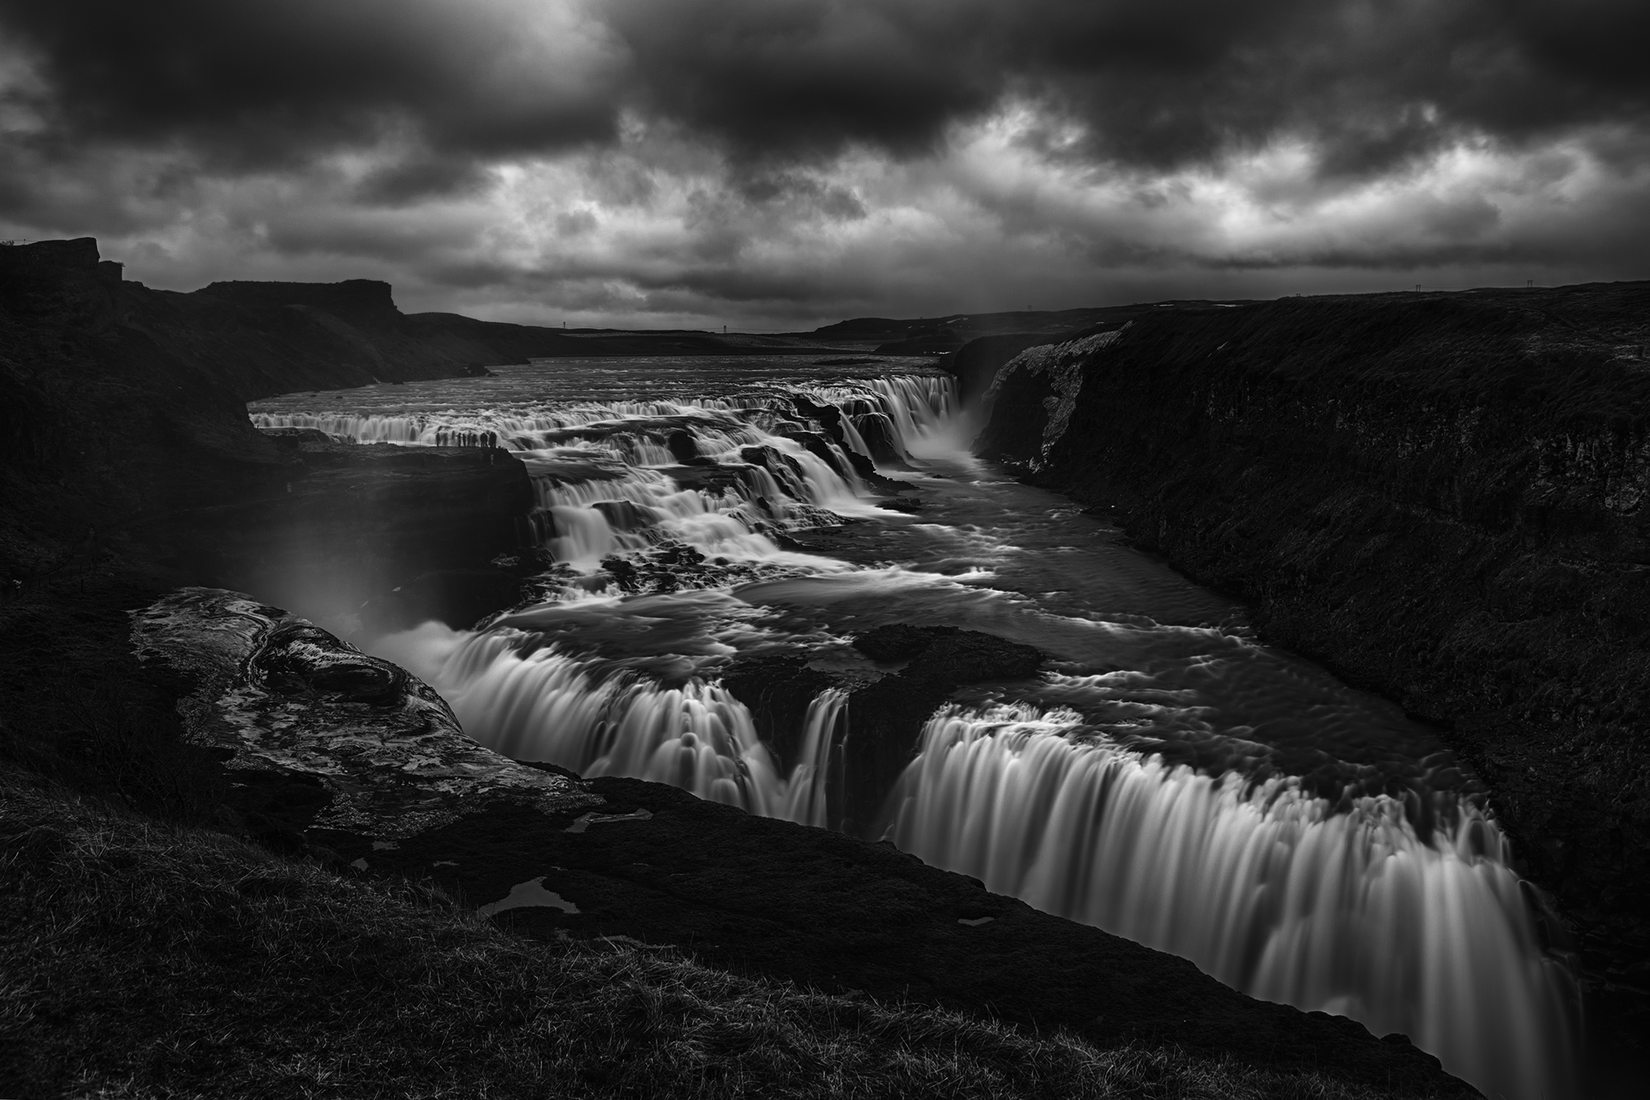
[196,278,400,321]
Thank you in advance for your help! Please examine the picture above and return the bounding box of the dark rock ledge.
[130,587,599,843]
[129,586,1475,1097]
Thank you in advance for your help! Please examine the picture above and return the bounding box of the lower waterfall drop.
[885,703,1578,1100]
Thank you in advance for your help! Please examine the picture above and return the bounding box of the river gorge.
[8,241,1644,1097]
[250,354,1580,1100]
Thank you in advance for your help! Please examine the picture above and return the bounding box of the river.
[251,353,1579,1099]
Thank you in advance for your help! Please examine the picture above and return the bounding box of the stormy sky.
[2,0,1647,330]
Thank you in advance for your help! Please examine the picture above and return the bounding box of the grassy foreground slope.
[0,769,1448,1100]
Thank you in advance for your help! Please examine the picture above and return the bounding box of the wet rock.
[739,444,810,503]
[721,625,1043,833]
[853,412,903,464]
[853,623,1044,680]
[795,431,852,477]
[590,499,655,531]
[666,463,745,494]
[107,609,509,866]
[943,333,1063,407]
[792,393,845,434]
[841,626,1045,834]
[720,654,838,767]
[852,623,938,663]
[131,587,597,844]
[667,427,715,466]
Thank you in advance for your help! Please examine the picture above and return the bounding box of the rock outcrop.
[196,278,403,322]
[967,281,1650,1066]
[131,588,597,849]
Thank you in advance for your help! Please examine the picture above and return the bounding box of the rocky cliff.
[966,281,1650,1057]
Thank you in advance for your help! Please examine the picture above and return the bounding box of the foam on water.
[886,703,1578,1100]
[377,622,844,827]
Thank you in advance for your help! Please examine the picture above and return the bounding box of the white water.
[887,704,1576,1100]
[259,373,944,570]
[379,624,845,827]
[262,359,1578,1098]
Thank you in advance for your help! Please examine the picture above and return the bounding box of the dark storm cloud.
[356,157,492,206]
[5,0,1649,178]
[735,173,867,220]
[993,0,1650,175]
[609,0,1650,175]
[0,0,619,170]
[603,0,1003,160]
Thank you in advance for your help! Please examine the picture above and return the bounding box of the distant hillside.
[808,302,1253,354]
[0,238,855,406]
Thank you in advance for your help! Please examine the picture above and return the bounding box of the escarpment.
[967,281,1650,1044]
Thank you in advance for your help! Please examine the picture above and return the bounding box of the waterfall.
[885,703,1578,1100]
[257,377,954,571]
[320,360,1581,1098]
[779,688,848,828]
[252,400,750,450]
[806,374,954,458]
[379,624,849,827]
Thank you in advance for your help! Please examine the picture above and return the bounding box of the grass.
[0,768,1443,1100]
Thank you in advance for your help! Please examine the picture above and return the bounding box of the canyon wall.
[966,283,1650,1032]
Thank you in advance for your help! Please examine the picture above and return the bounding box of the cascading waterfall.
[382,625,846,827]
[807,375,955,459]
[258,378,952,570]
[297,361,1581,1099]
[886,703,1577,1100]
[500,389,922,564]
[253,398,757,449]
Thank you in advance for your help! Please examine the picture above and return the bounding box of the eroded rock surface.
[131,587,597,841]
